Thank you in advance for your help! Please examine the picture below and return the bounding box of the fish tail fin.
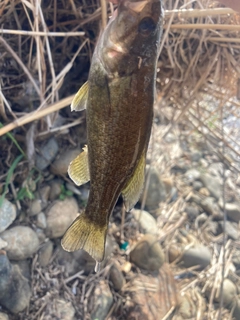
[61,211,107,262]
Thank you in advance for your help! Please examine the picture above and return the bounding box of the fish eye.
[138,17,156,36]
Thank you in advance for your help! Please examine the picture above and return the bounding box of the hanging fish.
[62,0,163,262]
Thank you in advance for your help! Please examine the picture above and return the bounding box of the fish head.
[97,0,163,77]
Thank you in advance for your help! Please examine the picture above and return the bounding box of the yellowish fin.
[61,211,108,262]
[71,81,89,111]
[68,145,90,186]
[122,151,146,211]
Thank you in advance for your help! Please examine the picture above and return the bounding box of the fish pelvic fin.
[61,211,107,262]
[122,151,146,212]
[71,81,89,111]
[68,145,90,186]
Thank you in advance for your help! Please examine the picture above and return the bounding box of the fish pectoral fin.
[61,211,107,262]
[68,145,90,186]
[71,81,89,111]
[122,151,146,212]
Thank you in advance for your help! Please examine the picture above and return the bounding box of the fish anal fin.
[122,151,146,212]
[68,145,90,186]
[61,211,107,262]
[71,81,89,111]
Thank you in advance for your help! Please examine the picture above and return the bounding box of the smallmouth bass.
[61,0,163,262]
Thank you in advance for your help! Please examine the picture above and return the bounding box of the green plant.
[59,185,73,200]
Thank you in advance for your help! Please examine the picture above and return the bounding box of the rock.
[130,234,165,271]
[109,262,126,291]
[90,280,113,320]
[121,261,132,273]
[36,137,59,170]
[171,161,189,174]
[168,244,182,263]
[184,169,200,183]
[219,201,240,222]
[1,226,40,260]
[200,197,222,218]
[192,180,203,191]
[49,180,62,200]
[12,260,31,281]
[199,187,210,196]
[0,312,9,320]
[51,148,80,175]
[38,241,53,267]
[200,173,222,199]
[233,299,240,320]
[0,251,31,313]
[53,299,75,320]
[39,185,50,206]
[179,289,205,319]
[0,237,7,249]
[185,205,199,220]
[35,228,46,243]
[29,199,42,216]
[218,279,237,308]
[182,245,211,270]
[0,199,16,233]
[36,212,47,229]
[190,150,202,162]
[132,209,158,235]
[141,167,167,211]
[219,221,239,240]
[45,197,78,238]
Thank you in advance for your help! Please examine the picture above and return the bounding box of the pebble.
[1,226,40,260]
[12,260,31,281]
[38,240,53,267]
[219,201,240,222]
[185,205,199,220]
[179,294,197,318]
[141,166,167,211]
[130,234,165,271]
[109,262,126,291]
[36,137,59,170]
[51,148,80,175]
[45,197,79,238]
[29,199,42,216]
[190,150,202,162]
[53,299,75,320]
[200,173,222,199]
[0,251,31,313]
[0,199,16,233]
[233,299,240,320]
[192,180,203,191]
[184,169,200,183]
[132,209,158,235]
[90,280,113,320]
[36,212,47,229]
[219,221,239,240]
[182,245,211,270]
[39,185,50,206]
[49,180,62,200]
[200,197,222,218]
[0,312,9,320]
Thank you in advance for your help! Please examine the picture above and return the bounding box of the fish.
[61,0,163,262]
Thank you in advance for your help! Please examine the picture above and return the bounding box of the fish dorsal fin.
[68,145,90,186]
[71,81,89,111]
[122,150,146,212]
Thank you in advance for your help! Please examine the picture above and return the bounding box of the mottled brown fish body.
[62,0,163,262]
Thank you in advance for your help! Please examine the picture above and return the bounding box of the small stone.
[141,167,167,211]
[109,263,126,291]
[132,209,158,235]
[192,180,203,191]
[190,151,202,162]
[185,205,199,220]
[233,299,240,320]
[130,234,165,271]
[200,197,222,218]
[171,162,189,174]
[29,199,42,216]
[45,197,78,238]
[121,261,132,273]
[36,138,59,170]
[219,201,240,222]
[49,180,62,201]
[199,187,210,196]
[179,294,197,319]
[0,252,31,313]
[91,280,113,320]
[12,260,31,281]
[38,241,53,267]
[184,169,200,183]
[0,312,9,320]
[200,173,222,200]
[0,199,16,233]
[214,279,237,308]
[168,244,182,263]
[35,228,46,243]
[1,226,40,260]
[219,221,239,240]
[36,212,47,229]
[53,299,75,320]
[39,185,51,204]
[51,148,80,175]
[0,237,7,249]
[182,245,211,270]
